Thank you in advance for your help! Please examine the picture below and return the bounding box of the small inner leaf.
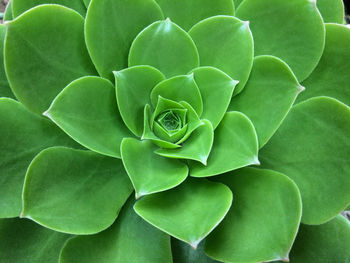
[158,111,181,131]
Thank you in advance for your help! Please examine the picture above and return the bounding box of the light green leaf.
[189,15,253,94]
[22,147,132,234]
[229,55,302,147]
[288,215,350,262]
[206,168,302,263]
[12,0,86,17]
[59,197,172,263]
[129,19,199,78]
[299,24,350,106]
[85,0,163,80]
[151,74,203,116]
[233,0,244,8]
[115,65,165,137]
[155,0,234,31]
[0,218,70,263]
[4,1,13,21]
[260,97,350,224]
[156,120,214,165]
[236,0,325,82]
[190,111,259,177]
[5,5,97,114]
[134,178,232,249]
[317,0,344,24]
[177,101,203,144]
[192,67,238,129]
[121,138,188,198]
[45,76,133,158]
[0,24,15,98]
[0,98,78,218]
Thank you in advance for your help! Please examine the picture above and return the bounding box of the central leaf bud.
[157,111,181,131]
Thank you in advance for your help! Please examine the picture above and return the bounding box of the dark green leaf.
[317,0,344,24]
[0,24,15,98]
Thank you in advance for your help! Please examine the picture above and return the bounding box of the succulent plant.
[1,0,350,262]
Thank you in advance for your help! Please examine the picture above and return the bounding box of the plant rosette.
[1,0,350,262]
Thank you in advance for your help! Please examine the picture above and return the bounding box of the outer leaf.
[134,178,232,249]
[206,168,302,263]
[260,97,350,224]
[156,120,214,165]
[288,215,350,262]
[22,147,133,234]
[236,0,325,81]
[4,1,13,21]
[190,112,259,177]
[233,0,244,8]
[129,19,199,78]
[316,0,344,24]
[115,65,165,137]
[155,0,234,31]
[82,0,90,8]
[192,67,238,129]
[12,0,86,17]
[121,138,188,198]
[59,197,172,263]
[0,98,78,218]
[85,0,163,80]
[229,55,303,147]
[299,24,350,106]
[45,76,132,158]
[151,74,203,116]
[5,5,96,114]
[0,218,70,263]
[189,15,253,94]
[171,238,219,263]
[0,25,15,98]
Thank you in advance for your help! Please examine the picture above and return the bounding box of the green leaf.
[22,146,132,234]
[155,0,234,31]
[129,19,199,78]
[236,0,325,82]
[45,76,132,158]
[5,5,97,114]
[229,55,302,147]
[190,111,259,177]
[0,98,78,218]
[317,0,344,24]
[151,74,203,116]
[288,215,350,262]
[85,0,163,80]
[177,101,203,144]
[115,65,165,137]
[260,97,350,224]
[233,0,244,8]
[189,15,253,94]
[59,196,172,263]
[82,0,90,8]
[156,120,214,165]
[0,218,70,263]
[171,238,220,263]
[205,168,302,263]
[4,1,13,21]
[192,67,238,129]
[121,138,188,198]
[134,178,232,249]
[0,24,15,98]
[299,24,350,106]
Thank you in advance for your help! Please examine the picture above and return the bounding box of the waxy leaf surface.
[236,0,325,81]
[206,168,302,263]
[134,178,232,248]
[0,98,78,218]
[22,147,133,234]
[4,1,13,21]
[0,218,70,263]
[229,55,302,147]
[0,25,14,98]
[45,76,132,158]
[189,15,253,94]
[121,138,188,198]
[5,5,96,114]
[260,97,350,224]
[85,0,163,79]
[300,24,350,106]
[317,0,344,23]
[155,0,234,31]
[60,197,172,263]
[129,19,199,78]
[115,65,165,137]
[190,112,259,177]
